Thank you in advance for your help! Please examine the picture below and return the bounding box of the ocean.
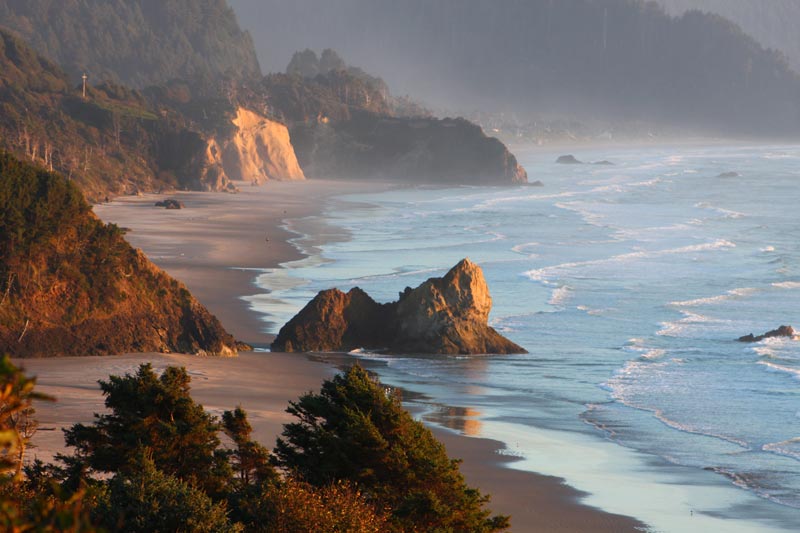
[249,143,800,532]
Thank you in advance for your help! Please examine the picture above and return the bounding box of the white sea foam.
[758,360,800,379]
[612,222,693,242]
[656,310,729,337]
[554,202,607,227]
[763,438,800,461]
[525,239,736,282]
[694,201,746,219]
[511,242,540,256]
[548,285,572,306]
[623,338,666,360]
[668,287,757,307]
[772,281,800,289]
[761,246,776,252]
[576,305,609,316]
[455,190,579,212]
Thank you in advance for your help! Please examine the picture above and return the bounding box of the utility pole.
[82,73,88,99]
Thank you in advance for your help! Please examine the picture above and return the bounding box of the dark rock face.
[155,199,185,209]
[556,155,583,164]
[272,259,526,355]
[291,113,528,184]
[738,325,795,343]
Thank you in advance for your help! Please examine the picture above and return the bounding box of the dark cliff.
[263,58,528,184]
[272,259,526,355]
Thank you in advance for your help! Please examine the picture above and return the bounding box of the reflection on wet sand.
[425,405,483,437]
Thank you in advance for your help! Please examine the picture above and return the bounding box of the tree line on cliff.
[0,358,509,532]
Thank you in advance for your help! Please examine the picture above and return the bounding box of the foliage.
[0,29,238,201]
[0,481,101,532]
[0,151,90,264]
[97,455,240,533]
[0,359,98,531]
[2,362,510,531]
[0,355,53,480]
[0,0,260,88]
[222,407,276,487]
[275,365,509,532]
[0,152,238,357]
[64,364,231,496]
[257,478,389,533]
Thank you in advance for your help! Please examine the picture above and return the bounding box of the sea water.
[248,144,800,531]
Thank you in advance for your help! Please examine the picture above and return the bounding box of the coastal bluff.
[0,152,241,358]
[271,259,526,355]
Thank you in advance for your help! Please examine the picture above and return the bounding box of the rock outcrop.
[155,199,184,209]
[272,259,526,355]
[556,155,583,164]
[291,114,527,184]
[738,325,795,343]
[263,68,528,185]
[222,108,306,184]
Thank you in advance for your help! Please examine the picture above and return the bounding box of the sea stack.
[738,325,795,343]
[272,259,526,355]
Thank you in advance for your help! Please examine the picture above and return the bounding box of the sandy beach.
[22,179,645,532]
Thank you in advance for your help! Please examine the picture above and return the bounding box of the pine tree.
[64,364,232,496]
[274,365,509,532]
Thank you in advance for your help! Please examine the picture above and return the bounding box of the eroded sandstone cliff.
[271,259,526,355]
[222,108,306,184]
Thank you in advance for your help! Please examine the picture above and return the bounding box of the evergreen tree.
[274,365,509,532]
[64,364,232,497]
[97,454,240,533]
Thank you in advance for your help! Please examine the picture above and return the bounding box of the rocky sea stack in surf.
[271,259,526,355]
[738,325,795,343]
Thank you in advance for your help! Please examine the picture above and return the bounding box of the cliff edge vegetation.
[0,152,241,357]
[0,0,261,89]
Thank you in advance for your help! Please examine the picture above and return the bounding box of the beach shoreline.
[24,178,645,532]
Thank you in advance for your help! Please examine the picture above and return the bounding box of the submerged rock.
[738,325,795,343]
[593,160,614,166]
[272,259,526,355]
[556,154,583,164]
[717,171,740,178]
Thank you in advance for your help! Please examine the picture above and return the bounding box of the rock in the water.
[155,198,184,209]
[717,171,740,178]
[556,155,583,164]
[738,325,795,342]
[593,160,614,166]
[272,259,526,355]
